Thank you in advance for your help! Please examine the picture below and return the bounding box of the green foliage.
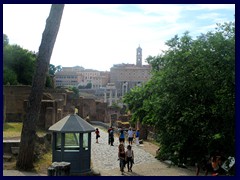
[3,34,9,47]
[3,67,18,85]
[45,75,53,88]
[3,34,37,85]
[69,86,80,97]
[45,64,62,88]
[3,34,61,88]
[78,82,92,89]
[48,64,62,75]
[123,21,235,166]
[85,82,92,89]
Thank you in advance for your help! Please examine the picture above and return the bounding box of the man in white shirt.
[127,127,134,145]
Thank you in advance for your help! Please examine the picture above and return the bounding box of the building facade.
[110,45,151,97]
[54,45,151,103]
[55,66,109,89]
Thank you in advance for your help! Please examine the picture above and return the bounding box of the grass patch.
[34,150,52,174]
[3,122,48,139]
[4,122,52,174]
[3,122,22,138]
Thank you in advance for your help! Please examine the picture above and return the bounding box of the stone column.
[125,82,128,94]
[109,90,112,106]
[115,89,117,103]
[122,83,124,97]
[104,92,107,103]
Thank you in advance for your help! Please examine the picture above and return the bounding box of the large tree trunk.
[16,4,64,170]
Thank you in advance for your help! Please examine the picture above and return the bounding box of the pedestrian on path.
[95,128,100,143]
[118,143,126,175]
[127,127,134,145]
[85,114,90,122]
[109,128,114,146]
[135,129,140,146]
[108,126,113,145]
[119,129,125,144]
[125,145,134,172]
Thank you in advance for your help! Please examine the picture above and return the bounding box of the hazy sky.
[3,4,235,71]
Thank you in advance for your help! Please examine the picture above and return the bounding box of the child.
[95,128,100,143]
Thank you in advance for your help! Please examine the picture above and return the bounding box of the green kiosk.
[48,113,95,175]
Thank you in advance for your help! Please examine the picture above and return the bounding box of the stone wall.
[77,97,97,120]
[3,85,121,129]
[3,85,31,122]
[4,86,65,130]
[96,101,107,122]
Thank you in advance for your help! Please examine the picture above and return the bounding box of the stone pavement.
[91,126,196,176]
[3,125,197,176]
[3,170,45,176]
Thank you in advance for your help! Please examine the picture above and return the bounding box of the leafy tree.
[49,64,62,75]
[45,64,62,88]
[3,34,9,47]
[16,4,64,170]
[3,37,37,85]
[3,35,62,87]
[69,86,80,97]
[85,82,92,89]
[3,67,18,85]
[124,21,235,166]
[78,82,92,89]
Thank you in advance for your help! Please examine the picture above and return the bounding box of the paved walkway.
[91,126,196,176]
[3,125,197,176]
[3,170,45,176]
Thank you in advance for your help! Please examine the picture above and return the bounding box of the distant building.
[110,45,151,97]
[55,66,109,88]
[136,45,142,67]
[54,45,151,102]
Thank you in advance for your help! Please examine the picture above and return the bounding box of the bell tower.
[136,45,142,67]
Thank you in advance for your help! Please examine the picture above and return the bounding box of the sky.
[3,4,235,71]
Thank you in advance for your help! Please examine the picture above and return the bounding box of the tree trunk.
[16,4,64,170]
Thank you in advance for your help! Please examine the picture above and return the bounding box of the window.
[83,133,89,150]
[64,133,80,151]
[56,133,61,150]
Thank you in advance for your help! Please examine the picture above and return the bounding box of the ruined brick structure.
[3,85,120,129]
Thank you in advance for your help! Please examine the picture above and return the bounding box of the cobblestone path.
[91,126,196,176]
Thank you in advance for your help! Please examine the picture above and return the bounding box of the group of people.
[116,127,139,175]
[95,126,140,146]
[95,126,140,175]
[118,127,140,146]
[118,143,134,175]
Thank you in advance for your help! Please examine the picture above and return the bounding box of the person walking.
[95,128,100,143]
[125,145,134,172]
[108,126,113,145]
[119,129,125,144]
[85,114,90,122]
[109,128,114,146]
[135,129,140,146]
[118,143,126,175]
[127,127,134,145]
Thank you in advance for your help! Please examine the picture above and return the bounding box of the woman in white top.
[125,145,134,172]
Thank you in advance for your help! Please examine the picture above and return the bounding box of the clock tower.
[136,45,142,67]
